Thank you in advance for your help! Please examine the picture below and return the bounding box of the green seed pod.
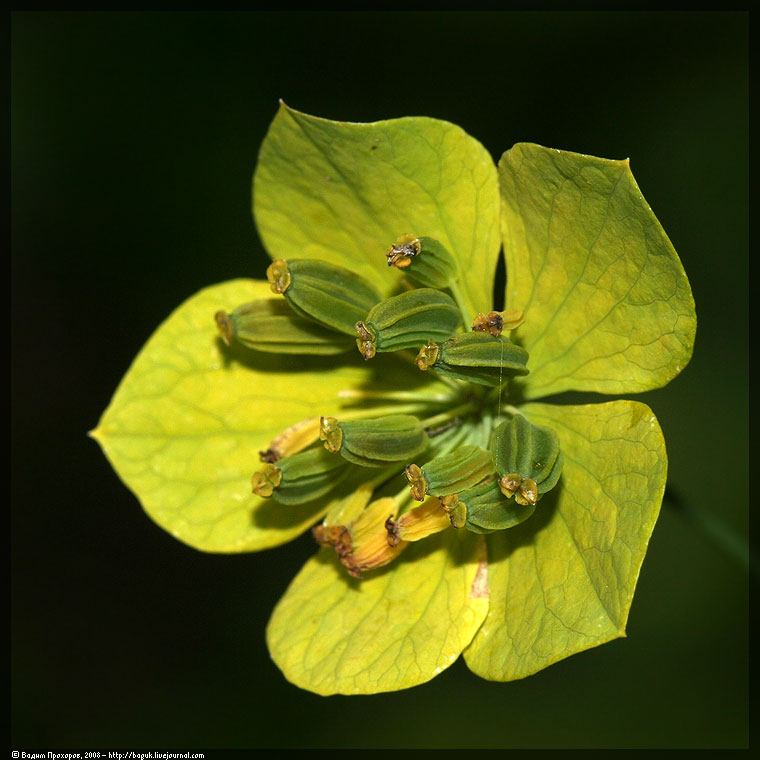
[453,478,537,534]
[405,445,493,501]
[386,234,458,288]
[491,415,563,505]
[215,300,354,355]
[355,288,461,359]
[266,259,382,336]
[251,446,350,505]
[416,332,530,387]
[320,414,428,467]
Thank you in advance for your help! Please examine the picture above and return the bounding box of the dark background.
[12,11,749,749]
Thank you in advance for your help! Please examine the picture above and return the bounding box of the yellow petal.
[465,400,666,680]
[92,279,428,553]
[254,103,500,316]
[500,144,696,397]
[267,531,489,695]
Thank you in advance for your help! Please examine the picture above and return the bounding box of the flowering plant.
[93,104,695,695]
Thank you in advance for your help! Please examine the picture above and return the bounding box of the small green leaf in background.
[501,144,696,399]
[267,530,488,695]
[254,103,500,316]
[464,400,666,681]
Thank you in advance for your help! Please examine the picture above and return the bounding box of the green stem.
[338,389,454,404]
[420,400,477,431]
[431,370,466,392]
[469,408,495,448]
[665,488,754,579]
[449,280,472,327]
[395,349,463,392]
[393,481,413,506]
[487,399,521,428]
[338,403,431,420]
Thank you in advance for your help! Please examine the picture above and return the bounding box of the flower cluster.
[94,105,695,695]
[226,248,564,579]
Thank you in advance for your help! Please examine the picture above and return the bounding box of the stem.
[393,481,412,505]
[449,280,472,326]
[469,408,494,448]
[488,400,521,428]
[430,371,465,392]
[338,403,431,420]
[395,349,418,366]
[664,487,755,579]
[395,350,463,392]
[338,389,454,404]
[420,400,477,431]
